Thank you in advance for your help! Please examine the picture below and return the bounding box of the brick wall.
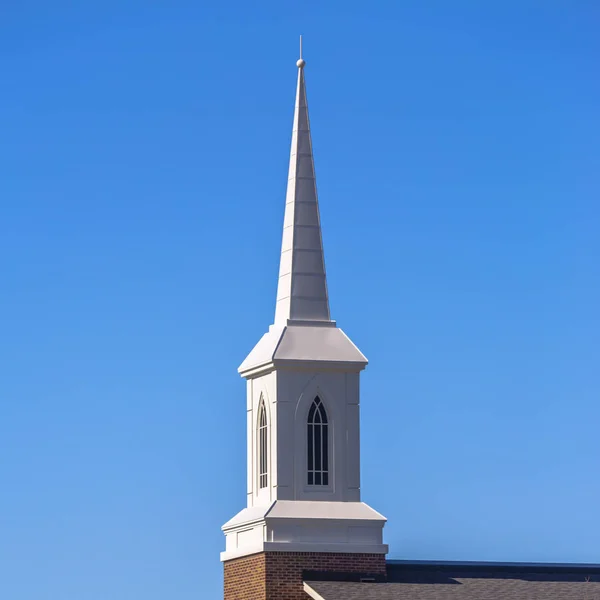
[223,553,266,600]
[223,552,386,600]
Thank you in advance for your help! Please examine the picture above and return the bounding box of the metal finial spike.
[297,35,306,68]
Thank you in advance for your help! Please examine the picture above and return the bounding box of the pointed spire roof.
[274,43,331,325]
[238,41,367,377]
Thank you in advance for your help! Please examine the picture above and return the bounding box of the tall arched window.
[307,396,329,486]
[258,400,268,489]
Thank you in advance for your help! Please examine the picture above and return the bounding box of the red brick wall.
[223,552,386,600]
[223,553,266,600]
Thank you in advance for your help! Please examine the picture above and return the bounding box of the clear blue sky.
[1,2,598,599]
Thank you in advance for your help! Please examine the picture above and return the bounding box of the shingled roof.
[304,560,600,599]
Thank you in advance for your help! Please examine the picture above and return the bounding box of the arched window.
[258,400,268,489]
[307,396,329,486]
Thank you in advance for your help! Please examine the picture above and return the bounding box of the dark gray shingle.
[305,562,600,600]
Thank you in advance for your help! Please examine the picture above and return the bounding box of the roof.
[238,323,367,376]
[222,500,385,531]
[238,47,369,379]
[274,55,330,325]
[303,561,600,600]
[268,500,385,521]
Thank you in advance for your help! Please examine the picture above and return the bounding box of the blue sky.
[1,2,599,598]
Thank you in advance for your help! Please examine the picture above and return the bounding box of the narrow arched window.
[307,396,329,486]
[258,401,268,489]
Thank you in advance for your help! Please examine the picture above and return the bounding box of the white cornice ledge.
[221,542,389,562]
[221,501,387,562]
[238,325,368,379]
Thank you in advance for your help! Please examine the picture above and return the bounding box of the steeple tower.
[221,43,387,598]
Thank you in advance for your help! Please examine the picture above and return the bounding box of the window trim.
[258,398,268,489]
[307,396,330,487]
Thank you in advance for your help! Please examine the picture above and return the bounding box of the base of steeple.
[224,551,386,600]
[221,500,388,562]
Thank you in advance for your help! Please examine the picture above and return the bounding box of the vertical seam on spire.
[287,68,302,322]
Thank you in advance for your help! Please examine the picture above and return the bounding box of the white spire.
[274,43,331,325]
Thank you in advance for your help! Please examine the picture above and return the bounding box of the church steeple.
[222,44,386,573]
[274,43,331,325]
